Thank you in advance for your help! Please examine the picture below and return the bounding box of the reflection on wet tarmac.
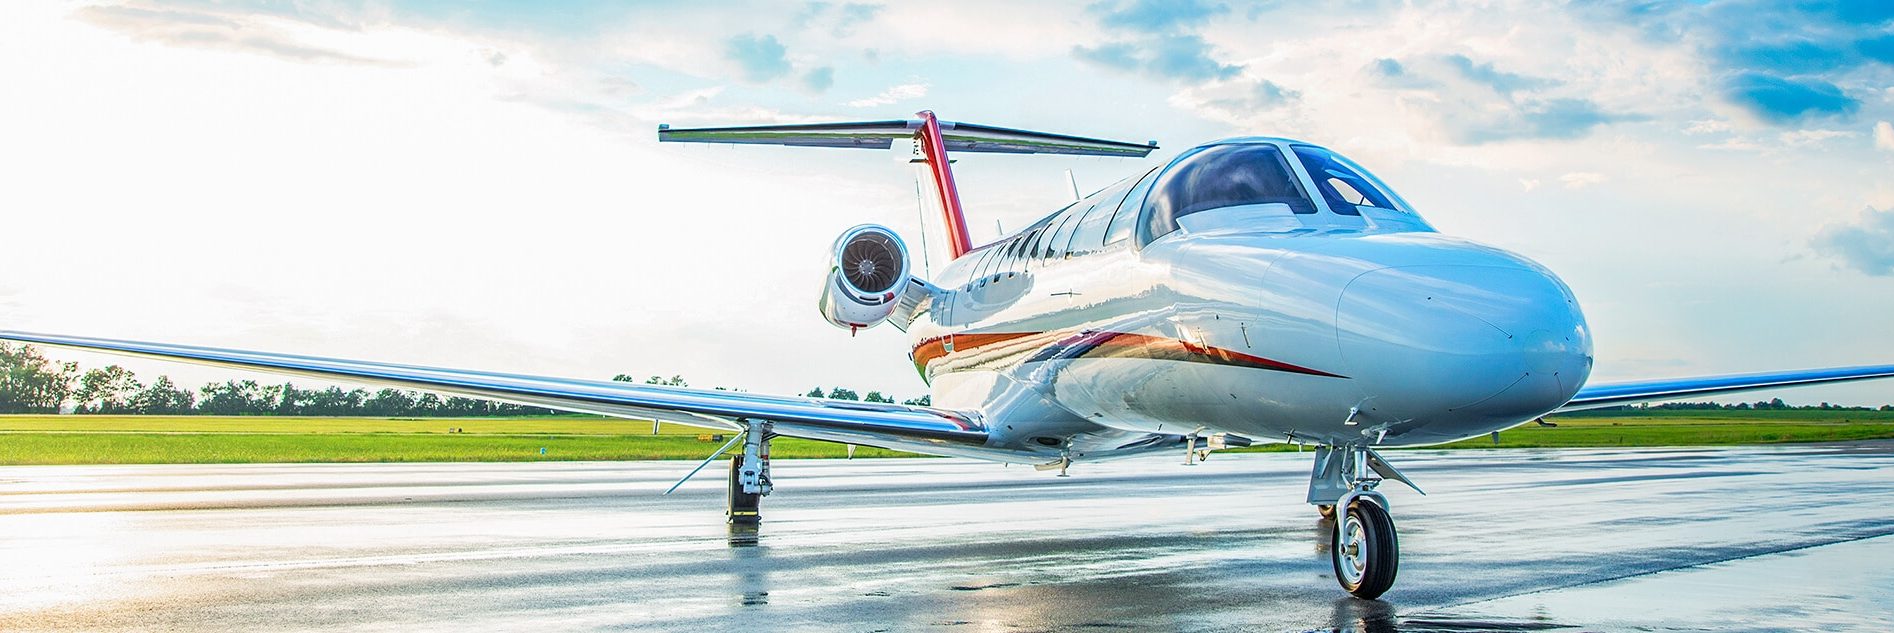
[727,523,759,547]
[0,444,1891,631]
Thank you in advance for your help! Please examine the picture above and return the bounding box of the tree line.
[1581,398,1894,413]
[1,342,928,416]
[610,374,929,406]
[1648,398,1891,411]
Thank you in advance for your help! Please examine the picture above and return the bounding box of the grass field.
[0,416,908,465]
[0,410,1890,465]
[1430,409,1894,449]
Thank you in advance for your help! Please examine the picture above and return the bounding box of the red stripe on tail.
[915,111,973,258]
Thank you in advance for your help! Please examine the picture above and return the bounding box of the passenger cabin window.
[1021,224,1049,270]
[972,245,1001,285]
[1004,231,1031,277]
[1290,145,1403,216]
[1142,144,1314,242]
[1045,211,1080,259]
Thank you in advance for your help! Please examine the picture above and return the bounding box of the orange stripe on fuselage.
[910,330,1346,378]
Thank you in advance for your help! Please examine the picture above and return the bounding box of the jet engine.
[819,224,911,331]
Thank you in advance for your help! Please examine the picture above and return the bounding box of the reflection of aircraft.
[6,110,1892,599]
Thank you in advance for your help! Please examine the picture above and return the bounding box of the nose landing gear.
[1308,445,1420,599]
[1333,496,1398,598]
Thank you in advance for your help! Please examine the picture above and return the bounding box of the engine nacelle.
[819,224,911,331]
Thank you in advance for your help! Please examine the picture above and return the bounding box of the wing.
[1555,364,1894,413]
[0,331,987,450]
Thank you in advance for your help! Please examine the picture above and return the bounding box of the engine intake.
[819,225,911,330]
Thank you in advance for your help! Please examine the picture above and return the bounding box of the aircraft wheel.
[1317,504,1335,519]
[727,455,761,525]
[1331,499,1397,599]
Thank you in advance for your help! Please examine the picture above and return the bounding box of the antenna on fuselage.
[1064,169,1081,202]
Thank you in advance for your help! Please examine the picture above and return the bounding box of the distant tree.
[131,375,195,415]
[74,365,142,414]
[1882,405,1893,411]
[268,383,313,416]
[863,391,894,403]
[806,387,825,398]
[198,380,271,416]
[414,392,443,414]
[0,343,78,413]
[305,387,369,416]
[902,395,932,407]
[645,375,688,387]
[442,396,492,416]
[366,388,417,416]
[611,374,637,382]
[826,387,859,401]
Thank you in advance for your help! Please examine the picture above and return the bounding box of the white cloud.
[1685,119,1733,135]
[1698,138,1762,151]
[1813,207,1894,276]
[1558,172,1607,188]
[72,4,408,67]
[1779,129,1852,146]
[846,83,929,108]
[1875,121,1894,152]
[1519,178,1541,191]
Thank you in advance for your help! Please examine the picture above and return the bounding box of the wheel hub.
[1338,514,1367,585]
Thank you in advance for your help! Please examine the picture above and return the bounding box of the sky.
[1,0,1892,406]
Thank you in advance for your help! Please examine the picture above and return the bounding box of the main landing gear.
[1307,445,1421,599]
[727,420,773,525]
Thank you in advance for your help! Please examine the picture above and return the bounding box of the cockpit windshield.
[1142,144,1314,241]
[1290,145,1412,216]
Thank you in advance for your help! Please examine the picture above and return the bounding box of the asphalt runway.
[2,444,1892,632]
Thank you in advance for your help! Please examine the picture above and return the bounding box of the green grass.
[0,410,1891,465]
[1213,409,1894,452]
[1426,411,1894,449]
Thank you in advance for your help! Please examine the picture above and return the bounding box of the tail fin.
[658,111,1155,259]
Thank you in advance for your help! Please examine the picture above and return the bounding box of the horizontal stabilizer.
[659,118,1157,157]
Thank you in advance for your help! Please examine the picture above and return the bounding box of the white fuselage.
[904,138,1593,463]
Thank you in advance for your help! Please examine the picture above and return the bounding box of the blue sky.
[2,0,1892,405]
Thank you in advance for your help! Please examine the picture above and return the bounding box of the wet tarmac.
[1,444,1891,632]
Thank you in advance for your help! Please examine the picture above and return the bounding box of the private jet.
[7,110,1892,599]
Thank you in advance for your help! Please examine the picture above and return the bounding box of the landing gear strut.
[727,420,773,525]
[1308,445,1419,599]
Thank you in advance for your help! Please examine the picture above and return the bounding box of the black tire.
[1330,499,1398,599]
[727,455,761,525]
[1317,504,1336,520]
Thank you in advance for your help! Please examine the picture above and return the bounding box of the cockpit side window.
[1066,176,1137,256]
[1104,166,1160,246]
[1290,145,1408,216]
[1142,144,1314,243]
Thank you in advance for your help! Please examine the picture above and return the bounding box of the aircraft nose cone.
[1337,265,1592,429]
